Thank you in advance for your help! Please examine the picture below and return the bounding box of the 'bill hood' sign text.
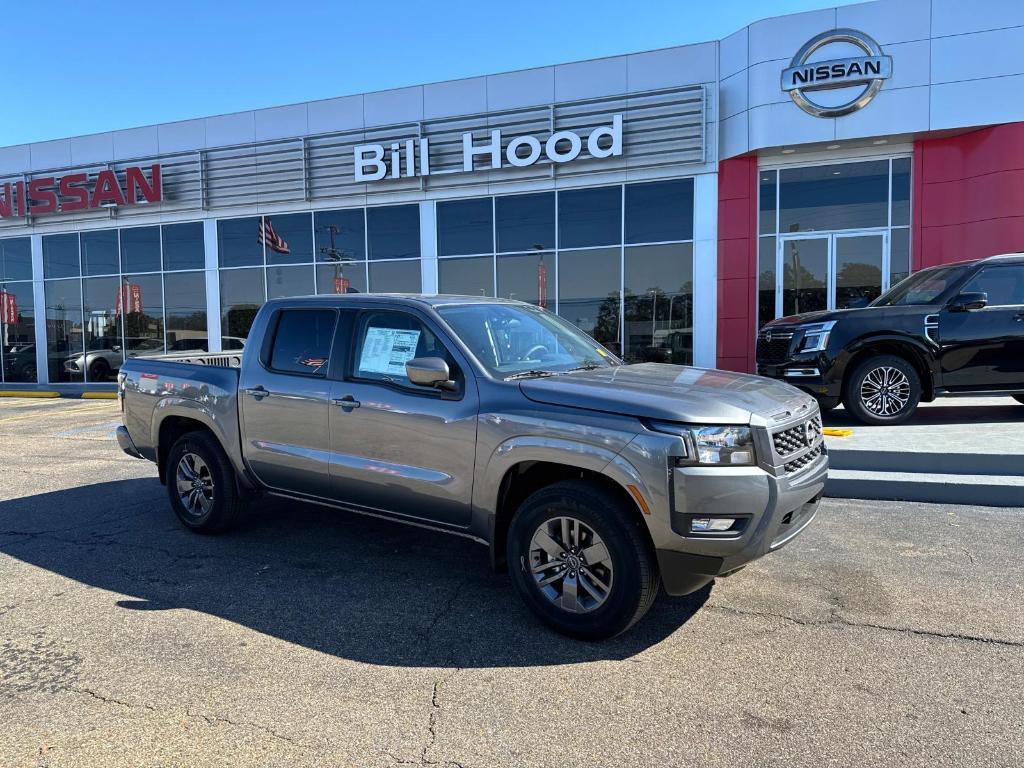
[354,115,622,182]
[0,164,161,219]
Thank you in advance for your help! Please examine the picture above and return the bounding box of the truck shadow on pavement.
[0,478,709,667]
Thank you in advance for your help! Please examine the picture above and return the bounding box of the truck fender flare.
[478,436,656,559]
[150,398,250,487]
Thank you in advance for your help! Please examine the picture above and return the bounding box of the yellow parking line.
[823,427,854,437]
[81,392,117,399]
[0,391,60,398]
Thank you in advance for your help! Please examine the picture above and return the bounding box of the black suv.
[756,254,1024,424]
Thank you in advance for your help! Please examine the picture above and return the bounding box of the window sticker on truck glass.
[359,327,421,376]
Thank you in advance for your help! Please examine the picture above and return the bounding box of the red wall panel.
[716,156,758,372]
[915,123,1024,268]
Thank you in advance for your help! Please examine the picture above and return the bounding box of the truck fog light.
[691,517,735,532]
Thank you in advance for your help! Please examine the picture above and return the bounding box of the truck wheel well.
[491,461,650,572]
[844,342,934,401]
[157,416,213,484]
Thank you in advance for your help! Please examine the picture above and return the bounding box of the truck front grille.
[756,331,794,364]
[773,415,822,457]
[784,443,823,474]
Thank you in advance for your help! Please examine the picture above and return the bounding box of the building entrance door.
[775,231,888,317]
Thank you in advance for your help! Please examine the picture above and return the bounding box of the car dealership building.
[2,0,1024,388]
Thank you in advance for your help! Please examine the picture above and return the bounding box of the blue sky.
[4,0,860,147]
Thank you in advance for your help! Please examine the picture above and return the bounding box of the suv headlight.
[796,321,836,353]
[647,422,756,466]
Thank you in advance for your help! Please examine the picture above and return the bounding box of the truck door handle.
[243,386,269,400]
[331,395,361,409]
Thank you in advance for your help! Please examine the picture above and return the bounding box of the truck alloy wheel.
[507,480,659,640]
[175,452,215,518]
[529,516,614,613]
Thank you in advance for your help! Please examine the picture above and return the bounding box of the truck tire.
[843,354,921,425]
[165,431,245,534]
[507,480,660,640]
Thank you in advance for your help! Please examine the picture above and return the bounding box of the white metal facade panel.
[720,0,1024,158]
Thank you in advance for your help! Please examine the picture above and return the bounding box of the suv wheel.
[165,431,245,534]
[843,354,921,425]
[507,480,659,640]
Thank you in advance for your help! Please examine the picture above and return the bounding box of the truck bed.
[119,357,243,466]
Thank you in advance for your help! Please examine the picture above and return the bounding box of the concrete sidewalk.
[824,397,1024,506]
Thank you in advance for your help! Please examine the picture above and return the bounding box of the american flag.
[258,218,290,254]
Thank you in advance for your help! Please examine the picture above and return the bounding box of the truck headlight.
[796,321,836,353]
[648,422,756,466]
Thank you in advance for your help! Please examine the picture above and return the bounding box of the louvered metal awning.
[0,83,704,230]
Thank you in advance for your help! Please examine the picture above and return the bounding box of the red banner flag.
[115,283,143,315]
[536,258,548,309]
[0,290,16,324]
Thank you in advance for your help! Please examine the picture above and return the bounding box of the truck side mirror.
[406,357,456,391]
[948,291,988,312]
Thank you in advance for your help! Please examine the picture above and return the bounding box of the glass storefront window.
[0,238,31,281]
[267,264,315,299]
[496,252,552,307]
[43,233,80,279]
[163,222,206,271]
[781,238,829,316]
[165,271,208,352]
[557,247,620,352]
[623,243,693,365]
[367,204,419,259]
[890,228,910,286]
[81,229,120,276]
[438,256,493,297]
[45,278,84,382]
[758,236,776,328]
[496,193,554,253]
[121,274,165,358]
[778,160,889,233]
[220,267,265,343]
[438,198,493,256]
[558,187,621,248]
[218,217,263,268]
[892,157,911,227]
[315,209,365,262]
[759,170,777,235]
[316,262,367,294]
[625,180,694,244]
[82,276,121,382]
[1,281,36,382]
[264,212,313,266]
[369,260,420,292]
[120,227,161,273]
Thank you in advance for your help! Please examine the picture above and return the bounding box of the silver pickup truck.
[117,295,827,639]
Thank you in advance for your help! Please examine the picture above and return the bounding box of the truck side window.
[268,309,337,376]
[352,311,455,389]
[960,266,1024,306]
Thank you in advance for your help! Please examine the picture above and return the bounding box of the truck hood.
[765,304,930,328]
[518,363,816,425]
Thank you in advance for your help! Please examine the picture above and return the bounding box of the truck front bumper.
[655,451,827,596]
[116,425,146,460]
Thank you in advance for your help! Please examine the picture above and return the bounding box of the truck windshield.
[871,265,967,307]
[437,303,620,379]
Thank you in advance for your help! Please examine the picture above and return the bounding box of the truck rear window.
[268,309,337,376]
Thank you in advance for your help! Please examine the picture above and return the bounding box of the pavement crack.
[185,707,303,747]
[70,686,156,711]
[706,603,1024,648]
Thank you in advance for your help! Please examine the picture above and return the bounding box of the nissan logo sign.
[781,28,892,118]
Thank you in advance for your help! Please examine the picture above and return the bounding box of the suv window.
[352,311,454,389]
[268,309,337,376]
[872,265,967,307]
[959,265,1024,306]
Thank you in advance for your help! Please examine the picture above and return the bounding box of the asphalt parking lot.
[1,398,1022,768]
